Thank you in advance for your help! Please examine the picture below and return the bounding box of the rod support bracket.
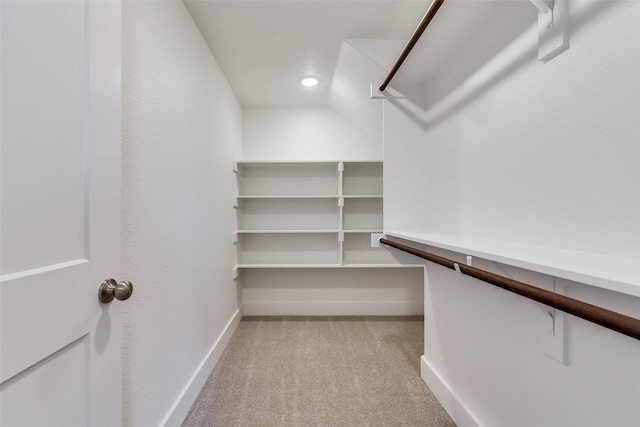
[530,0,553,28]
[370,84,411,100]
[534,0,569,62]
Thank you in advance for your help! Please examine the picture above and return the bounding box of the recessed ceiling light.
[300,76,319,87]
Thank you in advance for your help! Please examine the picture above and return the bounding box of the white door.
[1,1,123,425]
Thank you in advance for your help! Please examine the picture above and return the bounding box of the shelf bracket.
[531,0,570,62]
[538,278,566,364]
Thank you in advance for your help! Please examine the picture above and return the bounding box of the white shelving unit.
[233,161,399,269]
[385,231,640,298]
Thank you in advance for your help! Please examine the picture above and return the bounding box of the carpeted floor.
[182,316,456,427]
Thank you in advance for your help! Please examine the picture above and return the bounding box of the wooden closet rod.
[379,0,446,92]
[379,238,640,341]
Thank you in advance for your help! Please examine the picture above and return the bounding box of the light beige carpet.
[182,316,456,427]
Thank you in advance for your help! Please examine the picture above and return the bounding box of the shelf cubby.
[234,161,395,269]
[236,232,340,266]
[343,162,383,196]
[236,162,339,197]
[237,197,339,231]
[343,198,383,231]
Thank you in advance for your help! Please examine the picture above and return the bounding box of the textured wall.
[121,2,241,426]
[384,1,640,425]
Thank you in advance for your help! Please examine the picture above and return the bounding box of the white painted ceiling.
[184,0,537,107]
[184,0,428,106]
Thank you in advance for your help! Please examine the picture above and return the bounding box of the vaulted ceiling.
[183,0,427,106]
[184,0,537,108]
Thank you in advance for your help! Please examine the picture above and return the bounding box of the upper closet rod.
[380,238,640,342]
[379,0,446,92]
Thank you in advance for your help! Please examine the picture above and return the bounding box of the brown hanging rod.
[379,0,446,92]
[379,238,640,341]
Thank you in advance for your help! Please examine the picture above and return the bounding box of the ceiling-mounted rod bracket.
[369,84,412,100]
[530,0,552,15]
[530,0,553,28]
[533,0,569,63]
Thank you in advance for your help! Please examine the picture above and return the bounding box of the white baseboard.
[243,301,424,316]
[420,355,481,427]
[161,306,244,427]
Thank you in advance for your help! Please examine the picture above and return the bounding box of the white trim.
[161,306,244,427]
[0,258,88,283]
[243,301,423,316]
[420,355,481,427]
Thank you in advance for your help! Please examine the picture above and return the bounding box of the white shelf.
[343,162,383,196]
[236,263,420,269]
[385,231,640,298]
[237,195,338,199]
[234,161,393,269]
[236,197,339,231]
[236,162,339,197]
[341,263,423,269]
[236,160,339,166]
[236,232,340,265]
[237,264,342,268]
[237,264,346,269]
[343,198,383,231]
[237,230,339,234]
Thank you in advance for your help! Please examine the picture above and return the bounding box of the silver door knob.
[99,279,134,303]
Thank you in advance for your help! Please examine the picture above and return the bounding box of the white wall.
[329,40,386,144]
[242,106,381,161]
[242,268,424,316]
[121,2,241,426]
[385,0,640,257]
[384,1,640,425]
[417,247,640,427]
